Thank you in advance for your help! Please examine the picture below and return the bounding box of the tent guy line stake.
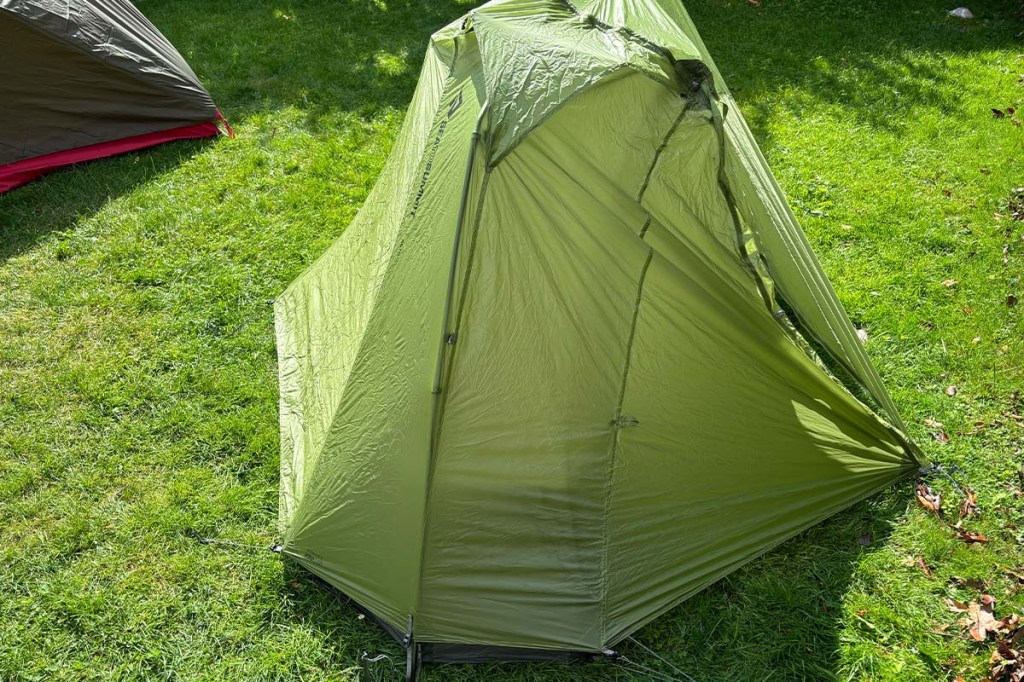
[186,529,283,554]
[617,655,690,682]
[624,635,702,682]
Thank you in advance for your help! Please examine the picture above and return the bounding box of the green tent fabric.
[275,0,922,673]
[0,0,221,192]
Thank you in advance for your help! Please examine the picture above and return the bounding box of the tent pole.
[430,101,489,396]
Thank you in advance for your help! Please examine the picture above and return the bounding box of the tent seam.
[599,245,653,645]
[415,159,494,628]
[636,105,688,204]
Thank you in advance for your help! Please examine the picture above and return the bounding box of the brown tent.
[0,0,227,193]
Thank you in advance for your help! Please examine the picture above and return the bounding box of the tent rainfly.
[0,0,226,193]
[274,0,923,678]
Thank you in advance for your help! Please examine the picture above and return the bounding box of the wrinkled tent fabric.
[0,0,221,192]
[275,0,923,670]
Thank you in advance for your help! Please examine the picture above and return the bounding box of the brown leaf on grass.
[917,482,942,514]
[965,595,1000,641]
[925,417,945,428]
[947,385,960,396]
[943,278,959,287]
[957,530,991,544]
[999,565,1024,584]
[948,598,971,612]
[1009,295,1018,307]
[961,486,980,519]
[994,108,1007,118]
[988,628,1024,682]
[747,0,760,6]
[950,575,990,591]
[975,336,984,344]
[916,555,934,578]
[934,431,951,444]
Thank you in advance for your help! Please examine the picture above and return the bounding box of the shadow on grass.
[144,0,473,127]
[686,0,1023,140]
[0,140,212,263]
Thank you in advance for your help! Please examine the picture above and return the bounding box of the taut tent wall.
[274,0,922,677]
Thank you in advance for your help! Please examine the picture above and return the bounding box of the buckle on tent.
[612,415,639,429]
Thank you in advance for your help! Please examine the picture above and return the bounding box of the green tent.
[275,0,922,676]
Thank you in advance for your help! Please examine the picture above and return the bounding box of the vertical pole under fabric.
[414,103,489,658]
[431,102,489,396]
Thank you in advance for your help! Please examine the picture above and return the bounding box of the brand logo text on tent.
[411,90,463,218]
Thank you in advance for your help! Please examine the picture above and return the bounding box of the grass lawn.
[1,0,1023,679]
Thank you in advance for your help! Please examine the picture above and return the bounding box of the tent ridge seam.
[598,245,653,645]
[636,102,689,204]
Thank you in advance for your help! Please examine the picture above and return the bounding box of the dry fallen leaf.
[925,418,945,428]
[943,278,959,287]
[994,108,1007,118]
[974,336,983,344]
[948,597,971,612]
[965,595,999,641]
[950,575,989,591]
[999,566,1024,584]
[1009,295,1018,307]
[956,530,991,544]
[917,483,942,514]
[916,555,934,578]
[961,486,980,519]
[934,431,951,444]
